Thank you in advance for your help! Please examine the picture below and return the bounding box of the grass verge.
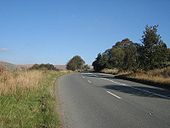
[117,67,170,89]
[100,67,170,89]
[0,70,67,128]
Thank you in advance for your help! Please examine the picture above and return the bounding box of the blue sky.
[0,0,170,64]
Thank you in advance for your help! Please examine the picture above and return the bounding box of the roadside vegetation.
[66,55,90,71]
[115,67,170,87]
[92,25,170,86]
[0,68,67,128]
[30,63,59,71]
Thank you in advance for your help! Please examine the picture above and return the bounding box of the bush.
[30,64,58,71]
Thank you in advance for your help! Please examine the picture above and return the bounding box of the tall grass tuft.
[128,67,170,85]
[0,70,43,95]
[0,70,66,128]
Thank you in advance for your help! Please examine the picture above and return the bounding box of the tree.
[92,53,104,72]
[92,38,139,71]
[30,63,57,70]
[109,47,125,69]
[167,48,170,62]
[115,38,133,48]
[110,38,138,70]
[83,64,90,71]
[66,55,85,71]
[92,25,169,72]
[92,53,109,71]
[140,25,168,70]
[123,43,140,71]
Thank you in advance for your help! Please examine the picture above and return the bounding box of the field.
[0,70,67,128]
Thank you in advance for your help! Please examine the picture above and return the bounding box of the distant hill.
[18,64,66,70]
[0,61,19,71]
[0,61,66,70]
[55,65,66,70]
[17,64,33,69]
[19,64,66,70]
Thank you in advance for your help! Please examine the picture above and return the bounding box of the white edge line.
[81,73,97,77]
[130,86,170,99]
[81,73,93,75]
[102,78,169,99]
[106,91,122,99]
[84,74,169,99]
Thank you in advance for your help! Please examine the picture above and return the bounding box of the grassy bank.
[0,70,67,128]
[101,67,170,88]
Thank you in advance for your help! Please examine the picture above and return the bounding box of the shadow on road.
[103,85,170,100]
[82,73,115,79]
[82,73,170,100]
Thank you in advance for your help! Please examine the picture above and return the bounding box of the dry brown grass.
[0,70,43,95]
[0,70,67,127]
[128,67,170,85]
[101,68,119,74]
[101,68,132,76]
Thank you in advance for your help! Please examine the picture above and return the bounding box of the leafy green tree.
[167,49,170,62]
[93,38,139,71]
[110,38,138,70]
[109,47,125,69]
[31,64,39,69]
[123,43,139,71]
[83,64,90,71]
[93,54,104,71]
[140,25,167,70]
[92,53,110,71]
[92,25,169,72]
[66,55,85,71]
[115,38,133,48]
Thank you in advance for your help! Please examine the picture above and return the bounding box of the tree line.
[30,63,58,70]
[92,25,170,72]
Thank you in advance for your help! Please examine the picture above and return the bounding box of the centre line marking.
[106,91,122,99]
[87,80,92,84]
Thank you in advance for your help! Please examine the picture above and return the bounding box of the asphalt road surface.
[57,73,170,128]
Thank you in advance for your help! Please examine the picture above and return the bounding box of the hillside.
[0,61,19,71]
[18,64,66,70]
[55,65,66,70]
[0,61,67,71]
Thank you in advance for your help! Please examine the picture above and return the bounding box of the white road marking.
[81,73,93,75]
[106,91,122,99]
[130,86,170,99]
[112,81,126,85]
[82,76,85,79]
[101,77,169,99]
[100,78,126,85]
[87,80,92,84]
[81,73,97,77]
[82,73,170,99]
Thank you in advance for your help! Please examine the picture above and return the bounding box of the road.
[57,73,170,128]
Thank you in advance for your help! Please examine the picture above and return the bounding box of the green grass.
[0,71,66,128]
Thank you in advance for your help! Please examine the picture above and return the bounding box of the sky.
[0,0,170,65]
